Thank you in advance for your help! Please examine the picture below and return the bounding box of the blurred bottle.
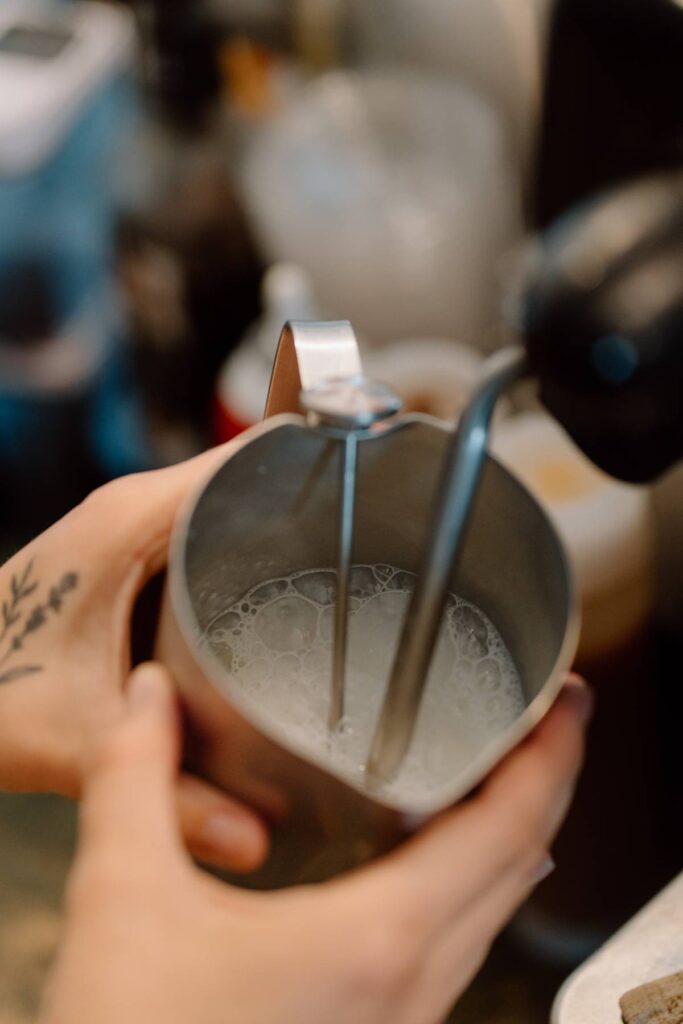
[214,262,317,440]
[116,0,263,463]
[494,413,676,964]
[206,0,350,69]
[0,0,149,538]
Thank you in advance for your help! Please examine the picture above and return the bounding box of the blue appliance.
[0,0,152,535]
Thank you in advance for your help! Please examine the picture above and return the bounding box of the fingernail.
[563,681,594,725]
[201,812,261,857]
[532,855,556,885]
[128,665,163,709]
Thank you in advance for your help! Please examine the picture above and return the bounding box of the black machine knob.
[522,171,683,483]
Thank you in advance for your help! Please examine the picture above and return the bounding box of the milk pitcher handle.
[264,320,363,418]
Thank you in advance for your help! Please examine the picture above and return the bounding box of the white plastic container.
[239,71,522,350]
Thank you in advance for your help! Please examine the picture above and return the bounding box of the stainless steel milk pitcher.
[156,321,578,888]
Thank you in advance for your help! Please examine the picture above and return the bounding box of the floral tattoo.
[0,560,79,684]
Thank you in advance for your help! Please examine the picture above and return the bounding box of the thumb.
[80,663,186,866]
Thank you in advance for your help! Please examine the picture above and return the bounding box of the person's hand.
[0,451,268,872]
[41,663,591,1024]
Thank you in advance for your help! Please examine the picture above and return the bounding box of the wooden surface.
[620,971,683,1024]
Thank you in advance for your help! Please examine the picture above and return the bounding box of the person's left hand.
[0,449,268,872]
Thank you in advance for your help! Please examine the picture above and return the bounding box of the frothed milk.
[205,564,523,803]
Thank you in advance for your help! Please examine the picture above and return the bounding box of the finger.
[70,440,244,582]
[352,678,591,942]
[176,773,270,873]
[398,932,491,1024]
[80,663,186,865]
[408,857,556,1017]
[106,441,243,578]
[482,675,591,838]
[430,849,553,972]
[406,685,589,987]
[0,671,82,796]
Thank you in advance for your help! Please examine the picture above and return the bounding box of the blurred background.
[0,0,681,1020]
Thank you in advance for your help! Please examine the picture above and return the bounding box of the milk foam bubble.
[206,565,524,803]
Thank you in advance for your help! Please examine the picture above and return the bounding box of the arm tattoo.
[0,559,37,642]
[0,560,79,684]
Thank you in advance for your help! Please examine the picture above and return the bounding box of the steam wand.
[367,347,528,782]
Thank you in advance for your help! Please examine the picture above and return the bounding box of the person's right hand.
[42,663,591,1024]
